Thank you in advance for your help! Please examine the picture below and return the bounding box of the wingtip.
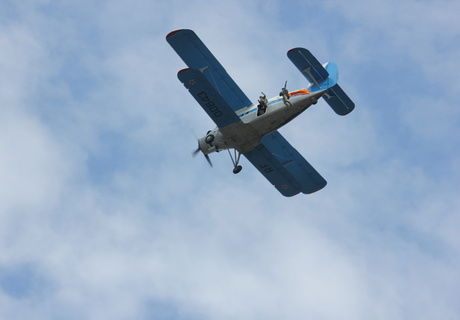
[166,29,194,39]
[166,29,185,39]
[177,67,192,75]
[287,47,310,56]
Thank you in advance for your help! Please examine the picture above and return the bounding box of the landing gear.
[228,149,243,174]
[233,165,242,174]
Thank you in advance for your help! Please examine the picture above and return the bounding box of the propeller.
[192,144,213,168]
[190,126,213,168]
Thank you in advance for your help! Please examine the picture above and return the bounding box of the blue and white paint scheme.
[167,29,355,197]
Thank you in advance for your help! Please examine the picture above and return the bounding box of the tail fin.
[287,48,355,115]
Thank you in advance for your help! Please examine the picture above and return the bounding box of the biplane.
[166,29,355,197]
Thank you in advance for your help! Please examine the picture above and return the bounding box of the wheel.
[233,165,242,174]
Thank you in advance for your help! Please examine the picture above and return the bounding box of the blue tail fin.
[287,48,355,115]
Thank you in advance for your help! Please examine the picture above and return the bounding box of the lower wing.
[244,131,327,197]
[178,68,242,128]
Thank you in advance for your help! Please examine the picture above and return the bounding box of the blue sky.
[1,0,459,319]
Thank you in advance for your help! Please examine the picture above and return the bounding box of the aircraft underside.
[167,29,355,196]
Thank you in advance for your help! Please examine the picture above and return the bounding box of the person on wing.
[257,93,268,116]
[280,82,292,107]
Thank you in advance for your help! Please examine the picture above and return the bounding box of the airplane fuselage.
[198,89,326,155]
[168,29,355,195]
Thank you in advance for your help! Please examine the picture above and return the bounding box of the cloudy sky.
[1,0,459,319]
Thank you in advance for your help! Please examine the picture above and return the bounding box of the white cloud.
[0,0,459,319]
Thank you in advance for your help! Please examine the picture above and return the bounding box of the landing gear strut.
[228,149,242,174]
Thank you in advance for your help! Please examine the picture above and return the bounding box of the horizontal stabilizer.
[323,84,355,115]
[178,68,241,128]
[287,47,329,86]
[288,47,355,115]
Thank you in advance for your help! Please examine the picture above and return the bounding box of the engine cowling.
[198,130,225,154]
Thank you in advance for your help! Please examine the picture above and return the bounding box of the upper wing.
[244,131,327,197]
[166,29,252,111]
[178,68,241,128]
